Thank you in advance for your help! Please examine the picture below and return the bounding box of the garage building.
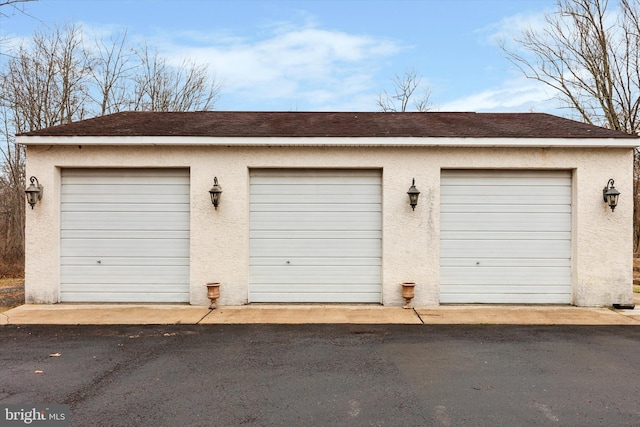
[19,111,637,307]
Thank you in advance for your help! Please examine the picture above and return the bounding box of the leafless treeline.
[503,0,640,251]
[0,22,221,272]
[376,68,432,112]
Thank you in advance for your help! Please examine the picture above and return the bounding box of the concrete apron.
[1,304,640,325]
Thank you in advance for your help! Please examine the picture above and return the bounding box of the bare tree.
[0,23,91,269]
[377,68,432,112]
[0,0,38,56]
[133,44,220,112]
[0,107,24,270]
[89,29,135,115]
[502,0,640,132]
[0,0,36,274]
[502,0,640,251]
[1,23,92,131]
[0,22,222,273]
[0,0,36,18]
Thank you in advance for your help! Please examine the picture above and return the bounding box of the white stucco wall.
[22,141,634,307]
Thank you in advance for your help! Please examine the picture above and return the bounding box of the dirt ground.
[0,278,25,312]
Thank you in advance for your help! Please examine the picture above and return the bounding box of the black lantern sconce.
[209,177,223,209]
[407,178,420,211]
[24,176,43,209]
[603,179,620,212]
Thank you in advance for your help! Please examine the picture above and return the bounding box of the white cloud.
[155,23,405,110]
[443,5,563,114]
[439,77,558,113]
[484,12,548,47]
[47,19,400,111]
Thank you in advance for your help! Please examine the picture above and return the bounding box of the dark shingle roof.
[19,111,637,139]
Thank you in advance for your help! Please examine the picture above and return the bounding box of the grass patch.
[634,285,640,294]
[0,277,24,287]
[0,258,25,279]
[0,277,24,312]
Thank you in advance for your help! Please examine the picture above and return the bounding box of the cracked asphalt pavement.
[1,324,640,426]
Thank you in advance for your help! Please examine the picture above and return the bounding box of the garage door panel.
[61,239,188,257]
[250,174,379,184]
[62,168,189,178]
[62,174,189,185]
[251,211,381,225]
[251,169,381,178]
[441,267,570,284]
[250,265,380,282]
[441,285,571,294]
[61,169,190,303]
[61,270,189,285]
[62,248,186,259]
[62,284,188,294]
[62,194,191,204]
[441,293,573,304]
[62,203,189,213]
[250,169,381,303]
[440,170,572,304]
[250,203,382,213]
[250,183,380,196]
[441,231,572,240]
[250,239,381,257]
[60,292,188,303]
[251,284,380,293]
[440,258,571,268]
[442,170,571,180]
[441,194,570,205]
[440,204,572,214]
[441,213,570,231]
[249,257,381,266]
[62,221,189,231]
[251,276,381,285]
[251,215,381,231]
[442,184,570,197]
[62,212,189,229]
[249,292,382,303]
[61,238,190,250]
[61,230,189,239]
[250,230,382,239]
[441,240,571,258]
[62,256,188,266]
[63,183,188,196]
[250,194,379,204]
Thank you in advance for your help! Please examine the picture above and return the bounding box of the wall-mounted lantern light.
[603,178,620,212]
[209,177,223,209]
[24,176,43,209]
[407,178,420,211]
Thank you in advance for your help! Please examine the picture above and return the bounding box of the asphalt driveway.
[1,324,640,426]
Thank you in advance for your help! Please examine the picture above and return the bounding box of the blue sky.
[0,0,562,113]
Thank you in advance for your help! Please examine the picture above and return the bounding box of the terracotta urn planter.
[205,282,221,309]
[400,282,416,309]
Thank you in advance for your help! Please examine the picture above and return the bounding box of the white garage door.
[61,169,190,302]
[249,169,382,303]
[440,170,572,304]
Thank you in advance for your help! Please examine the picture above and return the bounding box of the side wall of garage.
[23,143,634,307]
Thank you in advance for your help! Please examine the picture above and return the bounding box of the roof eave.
[16,135,640,148]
